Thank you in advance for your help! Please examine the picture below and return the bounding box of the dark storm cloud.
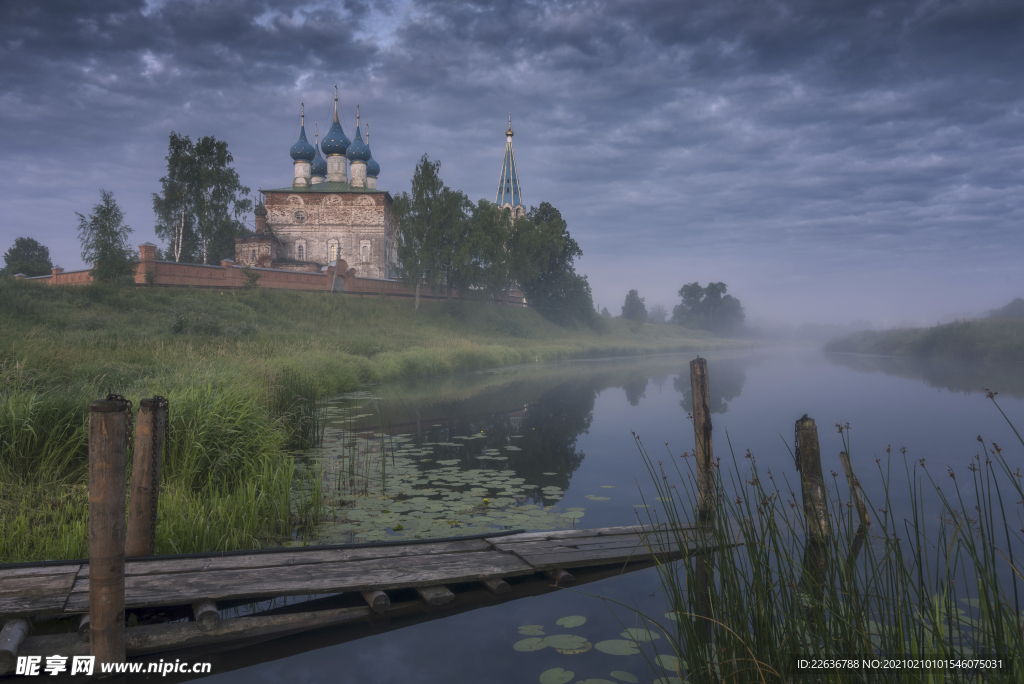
[1,0,1022,323]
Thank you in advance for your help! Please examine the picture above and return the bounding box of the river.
[199,348,1024,683]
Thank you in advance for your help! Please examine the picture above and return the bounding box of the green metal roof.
[260,181,387,195]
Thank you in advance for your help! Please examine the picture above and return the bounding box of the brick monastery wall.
[17,245,523,305]
[17,245,524,305]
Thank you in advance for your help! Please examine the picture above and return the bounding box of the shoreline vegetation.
[824,314,1024,364]
[0,280,746,563]
[632,394,1024,682]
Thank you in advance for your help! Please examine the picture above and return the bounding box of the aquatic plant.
[625,393,1024,682]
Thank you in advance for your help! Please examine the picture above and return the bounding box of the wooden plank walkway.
[1,524,715,664]
[2,525,704,619]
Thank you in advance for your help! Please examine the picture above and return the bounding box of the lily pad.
[610,672,639,683]
[514,637,547,652]
[542,634,588,651]
[519,625,546,636]
[585,495,611,501]
[655,654,682,671]
[621,628,660,642]
[601,485,615,488]
[594,640,641,656]
[663,612,682,622]
[539,668,574,684]
[556,615,587,628]
[542,472,557,475]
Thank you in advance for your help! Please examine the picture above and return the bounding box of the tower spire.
[356,104,360,133]
[301,102,305,127]
[333,85,339,123]
[496,114,523,215]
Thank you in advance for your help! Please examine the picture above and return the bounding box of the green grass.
[825,318,1024,363]
[0,280,743,562]
[625,395,1024,682]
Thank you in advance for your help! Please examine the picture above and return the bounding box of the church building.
[235,95,526,279]
[236,88,395,278]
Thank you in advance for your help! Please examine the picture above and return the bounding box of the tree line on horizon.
[614,282,746,335]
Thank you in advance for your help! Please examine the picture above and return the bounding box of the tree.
[394,155,471,308]
[518,203,595,325]
[648,303,668,324]
[152,132,251,265]
[77,189,138,284]
[672,281,745,334]
[153,132,198,263]
[622,289,648,324]
[2,237,52,277]
[192,135,252,264]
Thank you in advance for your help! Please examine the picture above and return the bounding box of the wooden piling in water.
[126,397,167,558]
[689,358,715,522]
[88,396,129,667]
[794,415,830,545]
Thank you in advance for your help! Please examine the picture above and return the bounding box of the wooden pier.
[1,524,712,666]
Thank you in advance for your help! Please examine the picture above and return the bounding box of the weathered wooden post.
[126,397,167,557]
[689,358,716,646]
[689,357,715,522]
[794,415,830,545]
[795,415,830,633]
[89,395,129,667]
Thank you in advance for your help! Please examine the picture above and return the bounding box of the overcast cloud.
[1,0,1022,325]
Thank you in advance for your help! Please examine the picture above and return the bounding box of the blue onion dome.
[311,136,328,177]
[321,117,350,156]
[365,124,380,177]
[346,125,370,162]
[289,126,315,162]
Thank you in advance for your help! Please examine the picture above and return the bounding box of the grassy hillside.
[0,280,743,562]
[824,318,1024,363]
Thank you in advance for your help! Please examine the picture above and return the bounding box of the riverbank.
[0,280,745,562]
[824,317,1024,363]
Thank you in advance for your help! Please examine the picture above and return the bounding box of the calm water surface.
[200,348,1024,684]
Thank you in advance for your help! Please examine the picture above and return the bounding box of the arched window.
[250,249,256,262]
[329,244,339,262]
[297,244,305,261]
[360,241,371,262]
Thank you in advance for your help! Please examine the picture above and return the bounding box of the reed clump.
[631,394,1023,683]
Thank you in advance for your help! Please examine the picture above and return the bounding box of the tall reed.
[629,394,1023,683]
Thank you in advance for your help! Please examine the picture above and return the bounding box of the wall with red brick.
[14,245,524,305]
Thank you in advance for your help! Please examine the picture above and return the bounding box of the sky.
[1,0,1022,326]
